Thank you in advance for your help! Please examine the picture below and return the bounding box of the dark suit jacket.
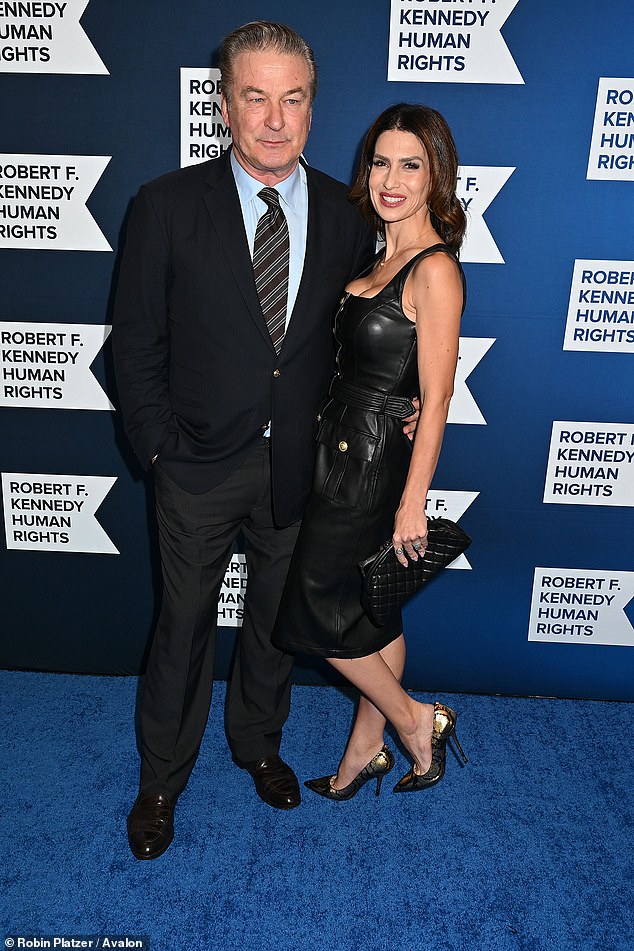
[112,149,374,525]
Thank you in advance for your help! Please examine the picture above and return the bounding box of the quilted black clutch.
[358,518,471,626]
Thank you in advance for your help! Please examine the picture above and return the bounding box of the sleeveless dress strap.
[393,244,466,315]
[348,243,466,315]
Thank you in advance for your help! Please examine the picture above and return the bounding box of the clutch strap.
[330,377,415,419]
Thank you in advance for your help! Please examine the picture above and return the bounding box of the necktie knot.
[258,187,281,210]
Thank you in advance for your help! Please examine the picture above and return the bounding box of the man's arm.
[111,185,177,469]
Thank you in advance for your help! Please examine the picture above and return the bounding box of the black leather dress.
[272,244,465,658]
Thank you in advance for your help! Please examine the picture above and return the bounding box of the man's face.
[221,49,313,185]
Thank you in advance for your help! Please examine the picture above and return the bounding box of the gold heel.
[305,746,395,801]
[449,729,468,765]
[393,702,467,793]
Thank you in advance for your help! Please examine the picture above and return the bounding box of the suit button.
[338,440,348,452]
[273,369,281,378]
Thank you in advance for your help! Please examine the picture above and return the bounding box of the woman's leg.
[329,636,406,788]
[327,640,434,787]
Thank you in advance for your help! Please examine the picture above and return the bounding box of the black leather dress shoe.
[242,755,301,809]
[127,793,174,860]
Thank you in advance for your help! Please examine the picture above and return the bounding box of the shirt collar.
[230,149,304,213]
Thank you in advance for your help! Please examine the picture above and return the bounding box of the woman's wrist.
[399,488,428,509]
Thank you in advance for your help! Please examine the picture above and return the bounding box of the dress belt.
[330,377,415,419]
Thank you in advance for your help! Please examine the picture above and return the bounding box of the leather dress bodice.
[334,243,465,398]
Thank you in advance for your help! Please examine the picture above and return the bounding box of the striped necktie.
[253,187,289,354]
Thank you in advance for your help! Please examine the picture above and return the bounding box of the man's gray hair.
[220,21,317,105]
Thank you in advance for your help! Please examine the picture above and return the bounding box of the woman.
[272,103,467,798]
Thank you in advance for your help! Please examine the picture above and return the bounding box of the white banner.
[387,0,523,85]
[544,422,634,507]
[563,260,634,353]
[528,568,634,648]
[587,78,634,181]
[2,473,118,553]
[0,154,111,250]
[217,553,246,627]
[425,490,478,569]
[0,321,113,409]
[458,166,514,264]
[448,337,495,425]
[0,0,107,74]
[180,67,231,168]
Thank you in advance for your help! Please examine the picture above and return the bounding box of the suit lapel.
[202,153,277,353]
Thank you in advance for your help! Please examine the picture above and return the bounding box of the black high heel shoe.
[305,745,395,800]
[393,703,467,793]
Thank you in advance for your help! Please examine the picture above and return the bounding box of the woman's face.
[369,129,431,225]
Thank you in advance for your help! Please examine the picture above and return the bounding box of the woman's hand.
[392,499,428,567]
[402,396,421,441]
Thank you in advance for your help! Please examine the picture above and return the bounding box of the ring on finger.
[412,541,423,551]
[394,546,404,554]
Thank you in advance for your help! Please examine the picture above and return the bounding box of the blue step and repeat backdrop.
[1,0,633,699]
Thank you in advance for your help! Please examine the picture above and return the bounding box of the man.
[112,20,375,860]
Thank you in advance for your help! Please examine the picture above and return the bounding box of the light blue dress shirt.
[230,150,308,331]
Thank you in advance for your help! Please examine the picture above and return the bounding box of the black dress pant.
[138,437,300,799]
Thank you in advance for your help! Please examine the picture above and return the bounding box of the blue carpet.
[0,671,632,951]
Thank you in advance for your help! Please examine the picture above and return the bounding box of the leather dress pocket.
[314,420,380,506]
